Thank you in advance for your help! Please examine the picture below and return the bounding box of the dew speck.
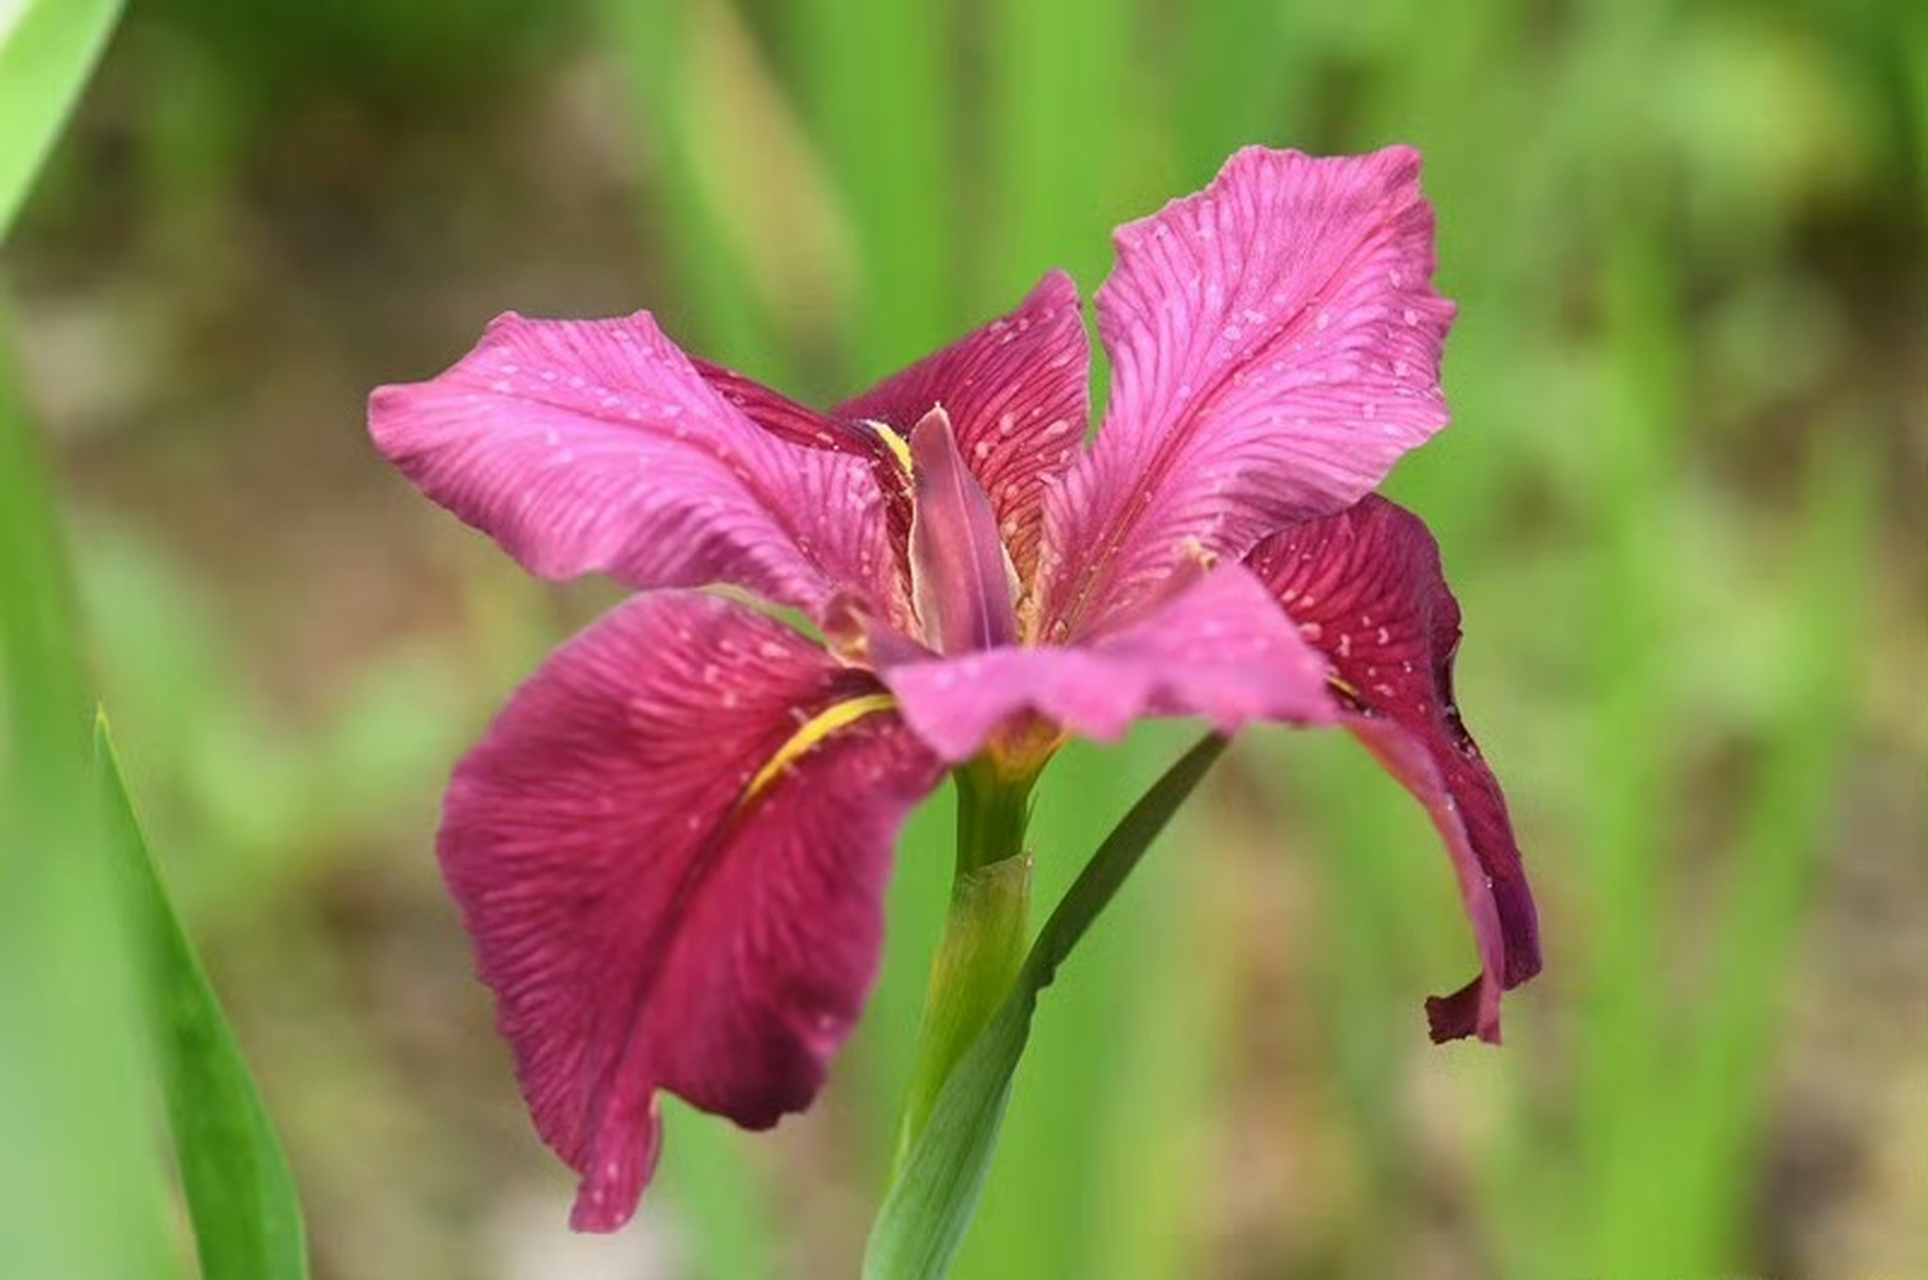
[1315,310,1331,331]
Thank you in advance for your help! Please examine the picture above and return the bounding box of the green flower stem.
[893,757,1039,1169]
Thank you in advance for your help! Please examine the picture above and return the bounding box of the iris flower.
[370,145,1540,1232]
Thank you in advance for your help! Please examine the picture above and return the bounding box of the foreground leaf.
[2,338,169,1280]
[863,734,1229,1280]
[0,0,123,240]
[96,715,311,1280]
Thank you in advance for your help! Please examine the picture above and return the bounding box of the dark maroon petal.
[908,407,1020,654]
[369,312,904,624]
[440,592,943,1229]
[880,564,1334,763]
[689,358,868,454]
[1245,495,1539,1043]
[693,357,918,571]
[1041,147,1454,636]
[838,272,1090,581]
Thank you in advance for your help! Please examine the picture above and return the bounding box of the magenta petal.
[1245,495,1540,1043]
[439,593,942,1230]
[370,312,901,621]
[880,564,1334,763]
[838,272,1090,580]
[1042,147,1455,634]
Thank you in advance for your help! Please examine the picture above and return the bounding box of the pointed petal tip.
[909,402,954,442]
[568,1110,663,1233]
[1029,268,1082,308]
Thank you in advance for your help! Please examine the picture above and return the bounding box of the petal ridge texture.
[1042,146,1455,633]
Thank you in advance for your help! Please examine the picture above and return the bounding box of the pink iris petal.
[439,592,942,1230]
[838,272,1090,580]
[1245,495,1540,1043]
[1041,146,1455,635]
[880,564,1335,764]
[369,311,901,621]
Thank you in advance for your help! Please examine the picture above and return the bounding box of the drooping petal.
[879,564,1334,763]
[1041,147,1455,635]
[838,272,1090,581]
[1244,495,1539,1043]
[370,312,902,621]
[439,592,943,1230]
[908,407,1020,654]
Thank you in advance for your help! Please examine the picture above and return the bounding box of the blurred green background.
[3,0,1923,1276]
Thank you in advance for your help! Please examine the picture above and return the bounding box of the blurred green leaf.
[799,0,956,375]
[863,735,1228,1280]
[96,715,310,1280]
[0,0,122,240]
[2,322,170,1280]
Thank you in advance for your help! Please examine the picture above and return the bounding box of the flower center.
[893,406,1021,656]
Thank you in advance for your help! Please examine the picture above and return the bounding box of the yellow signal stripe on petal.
[865,419,915,475]
[745,693,898,803]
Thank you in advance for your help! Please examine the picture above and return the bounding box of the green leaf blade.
[0,0,124,242]
[95,716,310,1280]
